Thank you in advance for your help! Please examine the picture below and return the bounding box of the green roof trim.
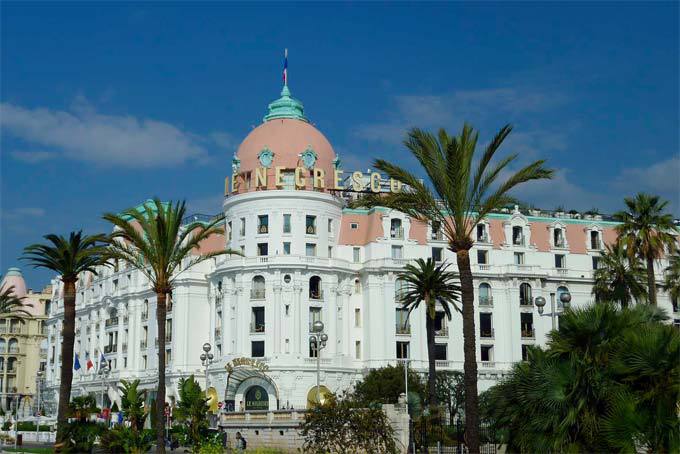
[341,207,390,215]
[263,85,307,122]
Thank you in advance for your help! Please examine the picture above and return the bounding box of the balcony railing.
[9,326,22,334]
[250,289,266,300]
[105,317,119,328]
[104,344,117,354]
[480,328,495,339]
[8,347,19,354]
[431,230,444,241]
[519,297,533,307]
[390,227,404,239]
[309,290,324,301]
[477,233,490,243]
[396,323,411,335]
[434,327,449,337]
[479,296,493,307]
[554,239,566,248]
[521,328,536,339]
[513,236,525,246]
[250,323,265,333]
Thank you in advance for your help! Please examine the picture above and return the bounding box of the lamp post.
[308,320,328,405]
[535,291,572,330]
[35,371,43,442]
[200,343,214,390]
[98,362,110,411]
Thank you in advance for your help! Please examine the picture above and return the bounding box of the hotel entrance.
[245,385,269,411]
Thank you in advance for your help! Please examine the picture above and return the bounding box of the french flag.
[282,48,288,85]
[86,353,94,371]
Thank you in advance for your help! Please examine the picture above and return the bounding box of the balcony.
[250,323,265,334]
[250,289,266,300]
[309,290,324,301]
[477,233,490,243]
[390,227,404,240]
[396,323,411,335]
[554,239,566,248]
[434,327,449,337]
[480,328,495,339]
[104,344,117,354]
[521,328,536,339]
[9,326,22,334]
[105,317,119,328]
[435,360,450,368]
[479,296,493,307]
[431,230,445,241]
[480,361,495,368]
[140,340,147,349]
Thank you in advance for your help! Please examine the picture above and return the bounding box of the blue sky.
[2,2,678,287]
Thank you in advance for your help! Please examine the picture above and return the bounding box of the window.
[257,215,269,234]
[521,344,529,361]
[477,224,488,242]
[390,219,403,239]
[512,226,524,246]
[396,308,410,334]
[391,245,403,259]
[309,307,322,331]
[477,250,488,265]
[431,221,442,240]
[282,170,295,190]
[240,245,245,255]
[434,343,447,360]
[283,214,291,233]
[553,228,565,248]
[350,222,359,230]
[592,256,600,270]
[519,283,532,306]
[478,283,492,306]
[432,247,443,262]
[227,221,232,241]
[590,231,601,249]
[555,254,565,268]
[354,308,361,327]
[481,345,493,362]
[142,355,147,369]
[309,276,322,300]
[514,252,525,265]
[556,286,570,309]
[328,246,333,257]
[310,341,319,358]
[283,242,291,255]
[328,219,333,233]
[251,341,265,357]
[306,215,317,234]
[480,313,493,338]
[251,307,265,333]
[257,243,268,256]
[306,243,316,257]
[355,341,361,359]
[395,278,406,300]
[434,311,447,335]
[240,218,246,236]
[396,341,410,359]
[251,276,265,299]
[353,247,361,263]
[165,349,172,364]
[521,313,534,338]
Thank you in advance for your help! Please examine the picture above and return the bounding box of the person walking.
[234,431,247,452]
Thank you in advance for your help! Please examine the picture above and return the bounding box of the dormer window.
[590,231,601,250]
[390,219,403,239]
[553,228,565,248]
[257,215,269,234]
[477,224,488,242]
[306,215,317,235]
[512,226,524,246]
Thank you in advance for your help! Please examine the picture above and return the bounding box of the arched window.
[7,357,16,373]
[143,299,149,319]
[0,339,6,354]
[390,218,403,239]
[309,276,322,300]
[0,357,4,371]
[8,339,19,354]
[251,276,266,300]
[519,283,532,306]
[478,283,492,306]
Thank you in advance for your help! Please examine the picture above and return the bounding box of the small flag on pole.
[283,48,288,86]
[99,352,106,370]
[86,352,94,371]
[74,354,81,371]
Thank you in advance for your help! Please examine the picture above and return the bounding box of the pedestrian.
[234,431,247,452]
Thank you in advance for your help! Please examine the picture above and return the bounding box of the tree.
[592,242,647,307]
[354,125,553,453]
[353,364,425,408]
[174,375,209,447]
[22,231,108,442]
[664,253,680,306]
[118,379,146,432]
[483,303,679,452]
[435,371,465,426]
[103,199,240,452]
[613,193,678,305]
[0,285,30,317]
[397,258,460,414]
[68,395,100,422]
[300,393,398,454]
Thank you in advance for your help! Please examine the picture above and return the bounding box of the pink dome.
[1,268,27,298]
[234,118,337,193]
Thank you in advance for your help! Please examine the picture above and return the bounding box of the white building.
[44,82,679,413]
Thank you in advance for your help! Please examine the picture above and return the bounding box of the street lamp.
[535,291,572,330]
[98,361,110,410]
[200,342,214,389]
[309,320,328,405]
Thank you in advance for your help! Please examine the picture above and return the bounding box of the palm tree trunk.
[425,304,437,412]
[456,249,480,454]
[646,255,657,305]
[56,280,76,443]
[155,292,167,453]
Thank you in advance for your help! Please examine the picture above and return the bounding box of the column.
[328,285,338,357]
[293,284,303,355]
[272,283,283,355]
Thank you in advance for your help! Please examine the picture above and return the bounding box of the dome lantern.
[263,85,307,123]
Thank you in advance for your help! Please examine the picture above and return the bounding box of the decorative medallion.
[231,155,241,174]
[300,146,317,169]
[258,147,275,168]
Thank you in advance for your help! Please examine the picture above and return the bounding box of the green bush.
[16,422,51,431]
[99,426,154,453]
[59,421,108,453]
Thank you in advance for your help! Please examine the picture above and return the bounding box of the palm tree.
[0,285,30,317]
[397,258,460,413]
[174,375,210,447]
[355,124,552,452]
[592,242,647,307]
[119,379,146,432]
[613,193,678,305]
[103,199,239,452]
[664,253,680,308]
[22,232,108,442]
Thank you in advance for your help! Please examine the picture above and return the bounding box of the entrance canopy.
[224,357,279,405]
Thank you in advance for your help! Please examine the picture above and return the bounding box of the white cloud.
[613,156,680,195]
[210,131,238,150]
[1,100,208,167]
[10,150,57,164]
